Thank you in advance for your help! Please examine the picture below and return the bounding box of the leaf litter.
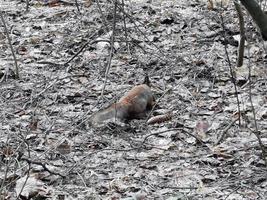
[0,0,266,199]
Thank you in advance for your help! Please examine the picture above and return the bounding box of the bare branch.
[0,12,19,79]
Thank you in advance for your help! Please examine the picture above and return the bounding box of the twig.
[116,2,165,56]
[220,13,241,126]
[145,88,170,122]
[65,37,138,67]
[121,0,131,54]
[216,118,239,145]
[16,133,31,200]
[159,185,198,190]
[64,30,101,65]
[42,0,76,6]
[77,172,87,187]
[16,168,30,200]
[26,0,30,11]
[64,37,108,66]
[100,0,118,100]
[96,0,109,32]
[0,12,19,79]
[141,128,205,147]
[247,50,267,166]
[0,148,13,195]
[21,158,65,178]
[234,2,245,67]
[223,186,241,200]
[21,74,85,110]
[75,0,80,13]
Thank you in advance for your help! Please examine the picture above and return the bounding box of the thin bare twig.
[220,14,241,126]
[247,50,267,166]
[75,0,80,13]
[0,149,13,195]
[100,0,118,100]
[16,133,31,199]
[25,0,30,11]
[64,36,108,66]
[121,0,131,54]
[234,2,245,67]
[145,88,170,122]
[141,128,205,147]
[21,158,66,178]
[96,0,109,31]
[0,12,19,79]
[116,2,165,56]
[216,118,239,145]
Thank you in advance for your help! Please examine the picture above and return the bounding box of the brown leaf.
[56,139,72,154]
[195,119,209,140]
[15,174,52,199]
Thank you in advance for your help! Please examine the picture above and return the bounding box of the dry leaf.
[15,174,52,199]
[195,119,209,140]
[56,139,72,154]
[84,0,92,7]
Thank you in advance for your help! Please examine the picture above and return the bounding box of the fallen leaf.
[15,173,52,199]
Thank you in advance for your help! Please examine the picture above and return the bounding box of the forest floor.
[0,0,267,199]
